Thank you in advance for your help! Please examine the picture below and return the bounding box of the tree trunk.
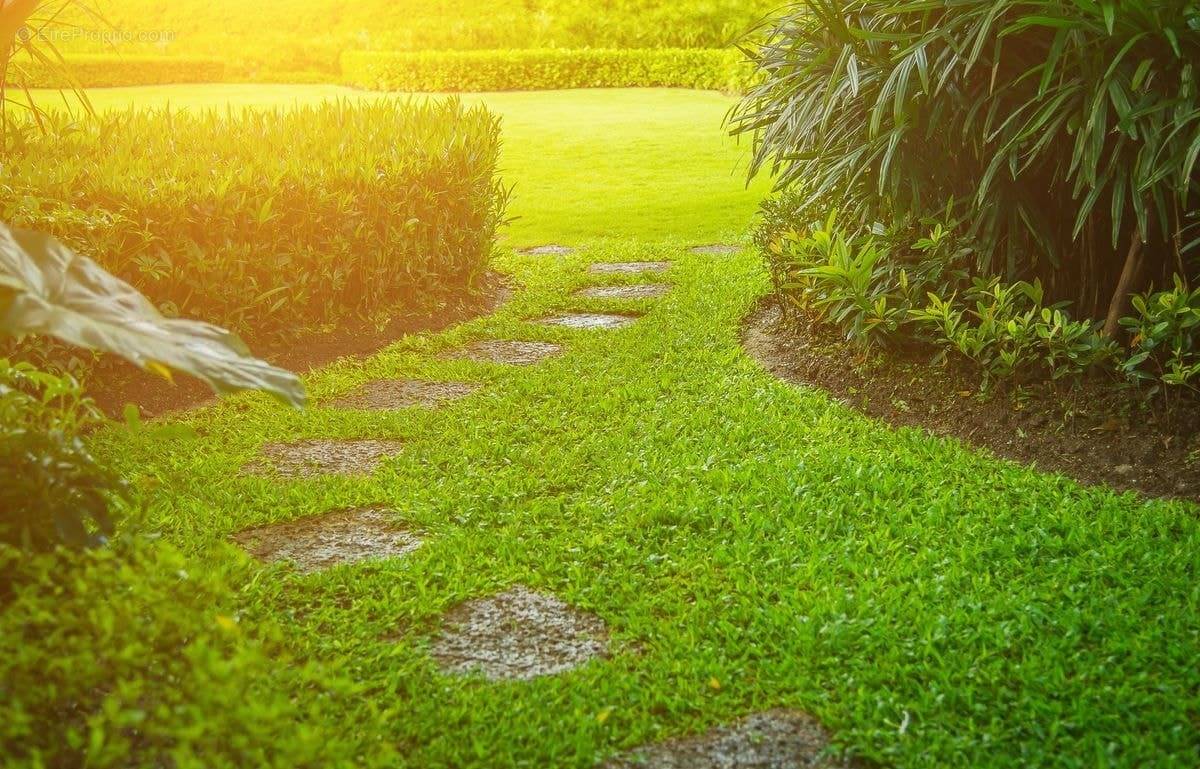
[1103,229,1145,337]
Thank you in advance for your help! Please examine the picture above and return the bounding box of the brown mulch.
[743,302,1200,504]
[87,274,513,418]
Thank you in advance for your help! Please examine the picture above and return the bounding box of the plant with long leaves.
[0,220,306,407]
[1,0,101,129]
[731,0,1200,328]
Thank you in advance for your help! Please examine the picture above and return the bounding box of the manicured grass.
[28,85,767,247]
[5,242,1198,767]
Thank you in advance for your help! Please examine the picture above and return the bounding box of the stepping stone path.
[244,439,405,478]
[588,261,672,274]
[603,710,851,768]
[429,586,610,681]
[689,244,742,255]
[328,379,480,410]
[521,244,575,256]
[441,340,563,365]
[538,313,640,330]
[574,284,671,299]
[233,506,422,573]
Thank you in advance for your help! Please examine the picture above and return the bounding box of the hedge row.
[341,48,751,92]
[8,54,224,88]
[1,98,506,339]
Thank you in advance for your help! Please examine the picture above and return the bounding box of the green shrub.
[1120,277,1200,402]
[912,278,1117,389]
[0,359,122,550]
[0,537,359,767]
[732,0,1200,317]
[765,211,969,349]
[7,53,225,87]
[50,0,775,78]
[1,98,507,340]
[342,48,750,93]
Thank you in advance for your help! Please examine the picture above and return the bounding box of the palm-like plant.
[731,0,1200,329]
[1,0,100,128]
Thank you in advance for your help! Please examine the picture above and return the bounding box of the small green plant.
[912,278,1116,389]
[1119,277,1200,405]
[0,359,122,550]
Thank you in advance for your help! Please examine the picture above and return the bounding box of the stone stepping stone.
[603,710,852,768]
[441,340,562,365]
[538,313,639,330]
[521,244,575,256]
[327,380,480,410]
[574,284,671,300]
[429,586,609,681]
[588,261,672,275]
[690,244,742,255]
[232,506,422,573]
[244,439,405,478]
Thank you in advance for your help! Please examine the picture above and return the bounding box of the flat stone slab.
[574,284,671,300]
[327,379,480,410]
[244,439,405,478]
[588,261,672,274]
[538,313,639,330]
[521,244,575,256]
[441,340,563,365]
[690,244,742,255]
[604,710,851,768]
[429,586,609,680]
[232,507,422,573]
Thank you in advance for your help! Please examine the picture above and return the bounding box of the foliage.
[8,53,224,87]
[342,49,751,93]
[765,211,970,348]
[0,358,121,550]
[50,0,775,78]
[912,278,1118,388]
[0,535,361,766]
[731,0,1200,313]
[1,98,507,341]
[6,243,1197,767]
[0,222,305,406]
[1120,276,1200,400]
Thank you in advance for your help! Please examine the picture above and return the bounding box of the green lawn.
[38,85,768,247]
[4,87,1199,768]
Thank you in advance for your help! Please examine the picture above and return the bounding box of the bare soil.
[603,710,855,768]
[588,262,672,275]
[428,586,610,681]
[575,284,671,300]
[232,507,422,573]
[538,313,641,330]
[440,340,563,366]
[88,274,513,418]
[743,303,1200,504]
[243,439,405,478]
[326,380,481,410]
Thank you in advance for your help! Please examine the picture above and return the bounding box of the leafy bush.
[0,359,122,550]
[8,53,224,87]
[912,278,1117,388]
[1,98,507,340]
[0,536,359,766]
[50,0,774,78]
[342,49,750,93]
[765,211,970,348]
[732,0,1200,318]
[1120,277,1200,401]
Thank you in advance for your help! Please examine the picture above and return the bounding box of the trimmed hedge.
[8,54,225,88]
[1,98,506,339]
[342,48,751,92]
